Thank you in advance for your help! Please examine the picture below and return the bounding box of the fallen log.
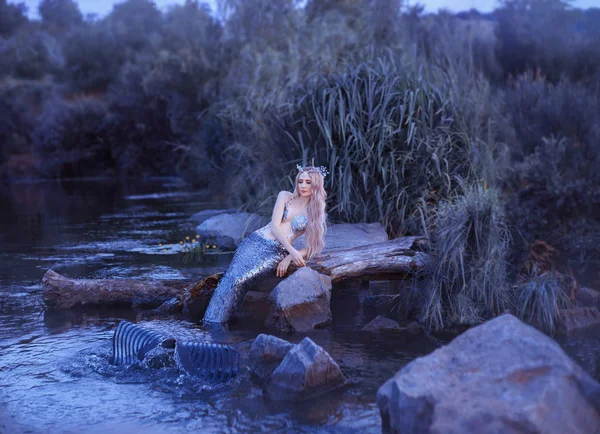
[42,269,195,310]
[295,236,428,283]
[43,236,428,311]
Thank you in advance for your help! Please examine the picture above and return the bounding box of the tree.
[0,1,27,38]
[39,0,83,31]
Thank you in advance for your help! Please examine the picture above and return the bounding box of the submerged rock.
[266,267,332,333]
[263,337,347,402]
[248,334,294,385]
[376,314,600,434]
[195,213,266,250]
[363,315,402,332]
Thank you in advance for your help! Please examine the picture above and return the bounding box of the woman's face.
[297,173,313,198]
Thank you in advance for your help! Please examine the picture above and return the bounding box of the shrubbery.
[33,97,109,177]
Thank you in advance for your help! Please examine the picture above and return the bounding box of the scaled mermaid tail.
[203,232,288,324]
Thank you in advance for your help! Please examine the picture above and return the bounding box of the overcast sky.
[19,0,600,18]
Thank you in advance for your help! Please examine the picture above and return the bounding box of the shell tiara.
[296,164,329,179]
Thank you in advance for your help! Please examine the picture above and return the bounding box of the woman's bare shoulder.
[276,191,293,200]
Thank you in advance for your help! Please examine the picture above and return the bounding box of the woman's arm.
[270,191,297,254]
[270,191,306,267]
[277,247,308,277]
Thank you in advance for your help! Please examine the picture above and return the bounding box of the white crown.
[296,164,328,178]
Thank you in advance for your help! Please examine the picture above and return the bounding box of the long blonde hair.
[292,168,327,259]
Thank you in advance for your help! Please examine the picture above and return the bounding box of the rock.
[267,267,332,333]
[181,273,223,321]
[363,315,402,332]
[264,337,347,402]
[190,208,238,224]
[195,213,267,250]
[236,291,272,322]
[143,347,176,369]
[557,307,600,335]
[293,222,388,252]
[151,297,183,314]
[376,314,600,434]
[248,334,294,385]
[406,321,424,335]
[577,287,600,309]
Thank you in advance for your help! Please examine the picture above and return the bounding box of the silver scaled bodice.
[255,199,308,244]
[203,200,307,324]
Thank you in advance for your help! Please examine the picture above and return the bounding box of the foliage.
[0,81,54,164]
[495,0,600,82]
[39,0,83,31]
[220,56,499,237]
[502,135,600,268]
[501,78,600,268]
[513,266,571,335]
[0,30,63,79]
[413,184,511,331]
[0,0,28,38]
[60,22,124,91]
[32,97,109,178]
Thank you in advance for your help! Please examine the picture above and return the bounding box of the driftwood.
[42,236,428,311]
[295,236,427,282]
[42,269,195,310]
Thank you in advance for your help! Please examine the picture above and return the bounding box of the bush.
[414,184,511,331]
[513,269,571,335]
[0,0,28,38]
[39,0,83,31]
[495,1,600,82]
[0,81,54,163]
[60,22,123,91]
[502,77,600,159]
[32,97,110,178]
[103,56,177,177]
[0,29,63,79]
[219,56,499,237]
[502,135,600,270]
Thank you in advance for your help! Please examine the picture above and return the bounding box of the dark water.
[1,179,599,434]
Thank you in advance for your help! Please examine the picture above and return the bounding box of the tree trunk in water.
[42,269,195,310]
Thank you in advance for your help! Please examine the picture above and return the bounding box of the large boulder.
[195,213,267,250]
[266,267,332,333]
[292,222,388,252]
[263,337,347,402]
[190,208,238,224]
[376,314,600,434]
[248,334,294,385]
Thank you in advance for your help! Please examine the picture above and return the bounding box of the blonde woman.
[203,165,328,324]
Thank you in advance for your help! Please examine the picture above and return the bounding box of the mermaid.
[203,165,328,324]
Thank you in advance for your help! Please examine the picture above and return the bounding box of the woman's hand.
[276,256,292,278]
[289,249,306,267]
